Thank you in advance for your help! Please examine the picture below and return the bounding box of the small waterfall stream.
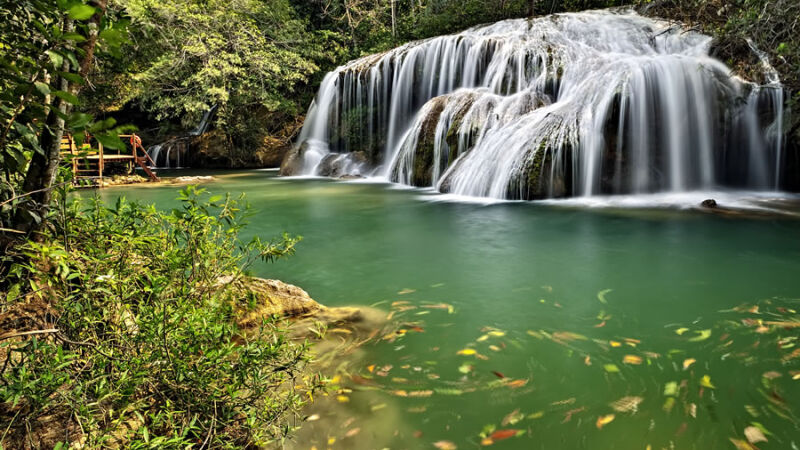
[287,9,786,200]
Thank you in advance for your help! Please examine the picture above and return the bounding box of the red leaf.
[490,429,520,441]
[492,371,506,379]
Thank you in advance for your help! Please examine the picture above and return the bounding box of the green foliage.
[0,0,130,234]
[0,187,318,448]
[109,0,340,145]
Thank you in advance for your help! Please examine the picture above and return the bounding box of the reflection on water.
[94,171,800,449]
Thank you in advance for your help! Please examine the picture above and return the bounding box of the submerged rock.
[224,276,383,339]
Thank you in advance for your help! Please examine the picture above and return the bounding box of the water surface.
[95,171,800,449]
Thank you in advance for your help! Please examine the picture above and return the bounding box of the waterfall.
[287,9,786,200]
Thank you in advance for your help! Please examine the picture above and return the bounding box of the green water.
[96,171,800,449]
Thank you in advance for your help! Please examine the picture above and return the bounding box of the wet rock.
[280,142,308,175]
[225,276,380,339]
[701,198,718,208]
[317,151,368,178]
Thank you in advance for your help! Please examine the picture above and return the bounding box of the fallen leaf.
[604,364,620,373]
[683,358,696,370]
[664,381,679,397]
[623,355,642,365]
[596,414,615,429]
[398,288,416,295]
[506,379,528,389]
[675,327,689,335]
[762,371,781,380]
[492,371,506,379]
[610,341,622,347]
[345,428,361,438]
[700,375,716,389]
[610,396,643,413]
[433,440,457,450]
[688,329,712,342]
[584,355,592,366]
[489,345,501,352]
[477,334,490,342]
[489,429,520,441]
[336,395,349,403]
[457,348,477,356]
[594,321,607,328]
[488,331,506,337]
[480,437,494,446]
[307,414,320,421]
[744,426,768,444]
[729,438,756,450]
[502,409,525,426]
[408,390,433,397]
[597,289,612,304]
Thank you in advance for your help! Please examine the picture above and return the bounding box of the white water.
[291,9,785,200]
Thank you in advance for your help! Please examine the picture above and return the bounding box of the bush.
[0,186,319,448]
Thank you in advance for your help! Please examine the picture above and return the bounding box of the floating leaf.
[488,331,506,337]
[502,409,525,426]
[345,428,361,438]
[610,396,643,413]
[458,363,473,374]
[604,364,620,373]
[336,395,349,403]
[623,355,642,365]
[610,340,622,347]
[506,379,528,389]
[664,381,679,397]
[688,329,712,342]
[527,411,544,419]
[597,289,612,304]
[744,426,768,444]
[457,348,477,356]
[683,358,696,370]
[729,438,756,450]
[397,288,415,295]
[596,414,615,429]
[492,371,506,379]
[663,397,676,412]
[433,440,457,450]
[477,334,490,342]
[675,328,689,335]
[489,429,521,441]
[700,375,715,389]
[307,414,320,422]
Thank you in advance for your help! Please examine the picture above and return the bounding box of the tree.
[0,0,128,239]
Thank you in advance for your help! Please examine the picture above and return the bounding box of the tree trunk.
[391,0,397,38]
[15,1,106,234]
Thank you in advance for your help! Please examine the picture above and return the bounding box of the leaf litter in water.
[596,414,615,429]
[744,425,768,444]
[433,440,457,449]
[597,289,612,304]
[610,396,643,413]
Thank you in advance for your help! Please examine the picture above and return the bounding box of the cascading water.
[286,9,786,200]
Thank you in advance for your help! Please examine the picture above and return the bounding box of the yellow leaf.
[683,358,696,370]
[336,395,349,403]
[433,440,457,450]
[623,355,643,365]
[457,348,477,356]
[610,341,622,347]
[488,331,506,337]
[477,334,489,342]
[688,329,712,342]
[675,327,689,335]
[596,414,615,429]
[700,375,715,389]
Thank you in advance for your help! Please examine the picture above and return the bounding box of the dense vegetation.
[1,186,316,448]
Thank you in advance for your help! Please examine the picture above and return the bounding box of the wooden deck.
[61,134,159,184]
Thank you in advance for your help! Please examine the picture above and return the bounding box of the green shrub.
[1,186,319,448]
